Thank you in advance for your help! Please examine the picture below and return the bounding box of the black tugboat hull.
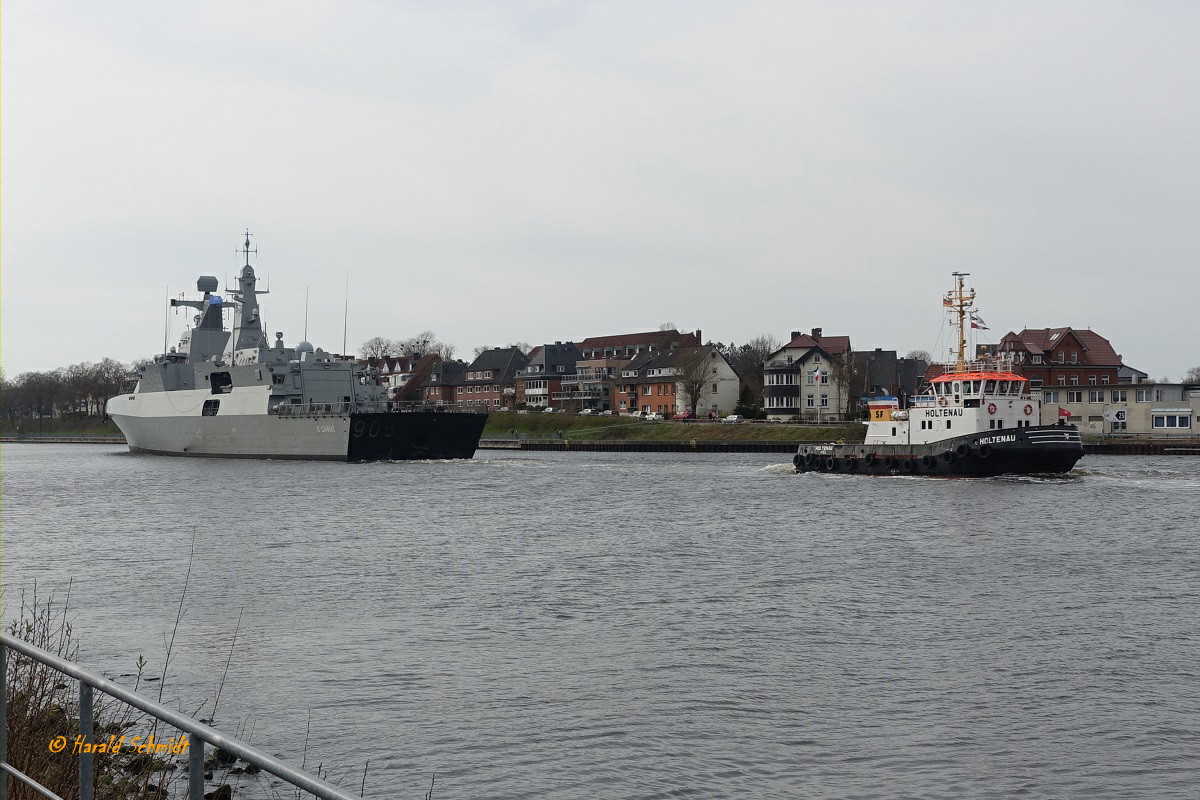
[347,410,489,462]
[793,425,1083,477]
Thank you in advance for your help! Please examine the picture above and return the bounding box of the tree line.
[1,359,134,427]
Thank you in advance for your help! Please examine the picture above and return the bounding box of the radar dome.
[296,341,315,354]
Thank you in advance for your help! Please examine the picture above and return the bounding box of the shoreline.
[4,435,1197,455]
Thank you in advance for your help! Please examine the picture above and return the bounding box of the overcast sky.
[4,1,1198,379]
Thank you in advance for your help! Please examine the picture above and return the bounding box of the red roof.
[1004,327,1122,365]
[577,329,701,351]
[782,333,851,355]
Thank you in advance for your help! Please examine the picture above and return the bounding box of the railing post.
[79,682,94,800]
[189,738,204,799]
[2,645,8,800]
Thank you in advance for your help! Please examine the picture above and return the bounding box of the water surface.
[3,444,1198,798]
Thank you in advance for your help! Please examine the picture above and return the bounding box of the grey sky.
[4,1,1197,379]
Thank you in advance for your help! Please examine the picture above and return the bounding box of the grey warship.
[106,235,487,461]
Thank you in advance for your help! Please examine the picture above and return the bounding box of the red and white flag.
[1058,406,1072,418]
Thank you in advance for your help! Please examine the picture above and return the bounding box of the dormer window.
[1070,352,1078,363]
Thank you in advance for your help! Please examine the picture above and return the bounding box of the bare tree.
[472,345,492,359]
[1184,366,1200,384]
[658,322,677,331]
[395,331,455,360]
[718,334,781,409]
[359,336,395,360]
[676,348,715,416]
[905,349,933,362]
[506,342,532,355]
[830,353,864,420]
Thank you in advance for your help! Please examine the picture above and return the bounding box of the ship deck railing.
[1,634,362,800]
[273,400,488,417]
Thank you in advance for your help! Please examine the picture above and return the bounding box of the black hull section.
[794,425,1083,477]
[347,411,488,462]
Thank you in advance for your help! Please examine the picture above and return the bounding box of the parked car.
[643,412,665,421]
[672,411,696,421]
[495,407,512,413]
[542,407,558,413]
[578,408,597,416]
[721,414,745,424]
[598,410,615,416]
[516,409,530,414]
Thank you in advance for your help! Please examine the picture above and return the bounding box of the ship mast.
[946,272,975,372]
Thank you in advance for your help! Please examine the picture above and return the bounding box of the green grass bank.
[483,413,865,443]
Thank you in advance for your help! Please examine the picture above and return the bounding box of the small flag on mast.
[1058,407,1072,418]
[970,313,989,330]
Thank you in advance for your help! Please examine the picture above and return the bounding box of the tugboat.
[106,233,488,461]
[793,273,1083,477]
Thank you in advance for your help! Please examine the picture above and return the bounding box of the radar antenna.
[945,272,976,372]
[237,229,257,267]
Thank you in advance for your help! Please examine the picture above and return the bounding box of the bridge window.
[210,372,232,394]
[202,399,220,416]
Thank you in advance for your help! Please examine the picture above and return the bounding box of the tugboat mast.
[946,272,976,372]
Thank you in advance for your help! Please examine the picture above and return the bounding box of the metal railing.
[1,635,361,800]
[274,400,487,417]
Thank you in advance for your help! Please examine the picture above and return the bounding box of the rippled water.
[3,444,1199,798]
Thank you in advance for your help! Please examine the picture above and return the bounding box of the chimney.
[811,328,823,339]
[791,331,801,340]
[694,329,702,343]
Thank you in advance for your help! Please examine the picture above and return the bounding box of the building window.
[1155,389,1166,402]
[1067,390,1083,403]
[1111,390,1127,403]
[806,396,815,407]
[1032,355,1043,364]
[1043,391,1059,402]
[1058,376,1066,386]
[1070,376,1079,386]
[712,383,718,393]
[1088,390,1102,403]
[1029,378,1043,388]
[819,394,829,407]
[1153,415,1191,428]
[1136,388,1153,402]
[1089,376,1097,385]
[1101,376,1110,385]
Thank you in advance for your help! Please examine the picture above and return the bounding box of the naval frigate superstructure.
[106,235,487,460]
